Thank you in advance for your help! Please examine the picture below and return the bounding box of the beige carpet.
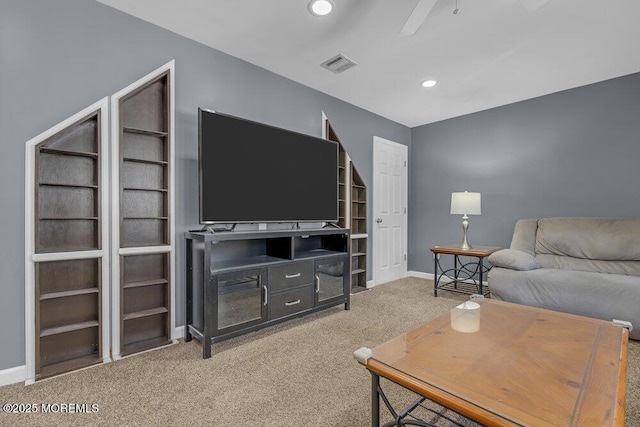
[0,278,637,426]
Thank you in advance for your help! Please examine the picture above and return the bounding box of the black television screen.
[199,109,339,224]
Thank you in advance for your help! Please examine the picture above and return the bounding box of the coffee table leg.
[371,372,380,427]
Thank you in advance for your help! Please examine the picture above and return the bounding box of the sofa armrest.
[488,249,542,271]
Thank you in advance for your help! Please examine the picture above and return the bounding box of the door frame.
[372,136,408,286]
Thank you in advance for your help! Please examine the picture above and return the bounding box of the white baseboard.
[174,325,185,340]
[407,271,434,280]
[366,279,375,288]
[0,365,26,387]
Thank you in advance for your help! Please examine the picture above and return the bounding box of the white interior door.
[373,137,408,285]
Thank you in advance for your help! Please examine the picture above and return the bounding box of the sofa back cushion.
[509,219,538,256]
[536,217,640,276]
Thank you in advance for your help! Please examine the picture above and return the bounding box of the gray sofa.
[488,217,640,339]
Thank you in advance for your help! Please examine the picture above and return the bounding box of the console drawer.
[269,260,313,292]
[269,285,314,319]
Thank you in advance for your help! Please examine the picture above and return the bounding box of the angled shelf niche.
[112,61,175,357]
[119,75,170,248]
[36,116,100,253]
[30,102,108,380]
[325,120,368,291]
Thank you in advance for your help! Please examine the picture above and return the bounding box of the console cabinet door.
[213,267,267,335]
[314,256,348,305]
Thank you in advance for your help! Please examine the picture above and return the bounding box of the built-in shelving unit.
[325,119,368,291]
[27,99,110,381]
[112,61,175,357]
[350,166,368,288]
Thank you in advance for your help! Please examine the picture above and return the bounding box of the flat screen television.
[198,109,339,224]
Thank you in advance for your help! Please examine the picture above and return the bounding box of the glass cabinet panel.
[216,268,266,331]
[315,258,347,303]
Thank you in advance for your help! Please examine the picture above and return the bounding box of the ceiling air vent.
[321,54,357,74]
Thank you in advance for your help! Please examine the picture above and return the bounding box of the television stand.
[185,227,351,358]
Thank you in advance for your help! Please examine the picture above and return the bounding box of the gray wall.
[0,0,409,370]
[409,72,640,273]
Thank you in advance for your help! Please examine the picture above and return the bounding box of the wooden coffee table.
[355,299,629,426]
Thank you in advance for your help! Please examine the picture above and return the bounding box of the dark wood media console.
[185,228,350,358]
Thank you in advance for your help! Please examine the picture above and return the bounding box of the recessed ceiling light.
[421,80,437,88]
[308,0,334,16]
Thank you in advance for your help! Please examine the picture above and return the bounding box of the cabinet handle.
[315,274,320,294]
[285,299,301,306]
[285,273,301,279]
[263,285,268,306]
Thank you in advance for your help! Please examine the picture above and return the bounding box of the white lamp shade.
[450,191,481,215]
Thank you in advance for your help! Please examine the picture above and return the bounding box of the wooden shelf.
[123,157,168,166]
[38,354,101,380]
[123,127,168,138]
[123,187,168,193]
[40,147,98,158]
[351,252,366,257]
[122,336,171,356]
[40,287,99,301]
[39,182,98,189]
[40,320,99,337]
[123,216,168,220]
[352,269,366,275]
[123,306,168,321]
[123,278,168,289]
[39,217,98,221]
[352,200,366,204]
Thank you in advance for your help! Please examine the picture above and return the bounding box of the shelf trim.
[40,287,99,301]
[118,245,172,256]
[123,306,168,321]
[351,269,366,274]
[32,250,104,263]
[351,234,369,239]
[40,320,99,337]
[351,252,367,257]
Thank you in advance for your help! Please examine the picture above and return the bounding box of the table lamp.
[450,191,481,250]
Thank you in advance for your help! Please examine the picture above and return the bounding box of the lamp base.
[458,215,472,250]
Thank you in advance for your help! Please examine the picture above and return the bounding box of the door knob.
[376,218,382,223]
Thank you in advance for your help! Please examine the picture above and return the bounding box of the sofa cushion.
[489,267,640,340]
[535,217,640,261]
[488,249,542,271]
[509,219,538,256]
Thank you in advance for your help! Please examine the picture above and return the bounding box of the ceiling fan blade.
[399,0,438,37]
[518,0,552,12]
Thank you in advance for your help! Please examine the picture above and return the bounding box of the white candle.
[450,301,481,333]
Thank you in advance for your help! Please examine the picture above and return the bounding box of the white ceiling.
[97,0,640,127]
